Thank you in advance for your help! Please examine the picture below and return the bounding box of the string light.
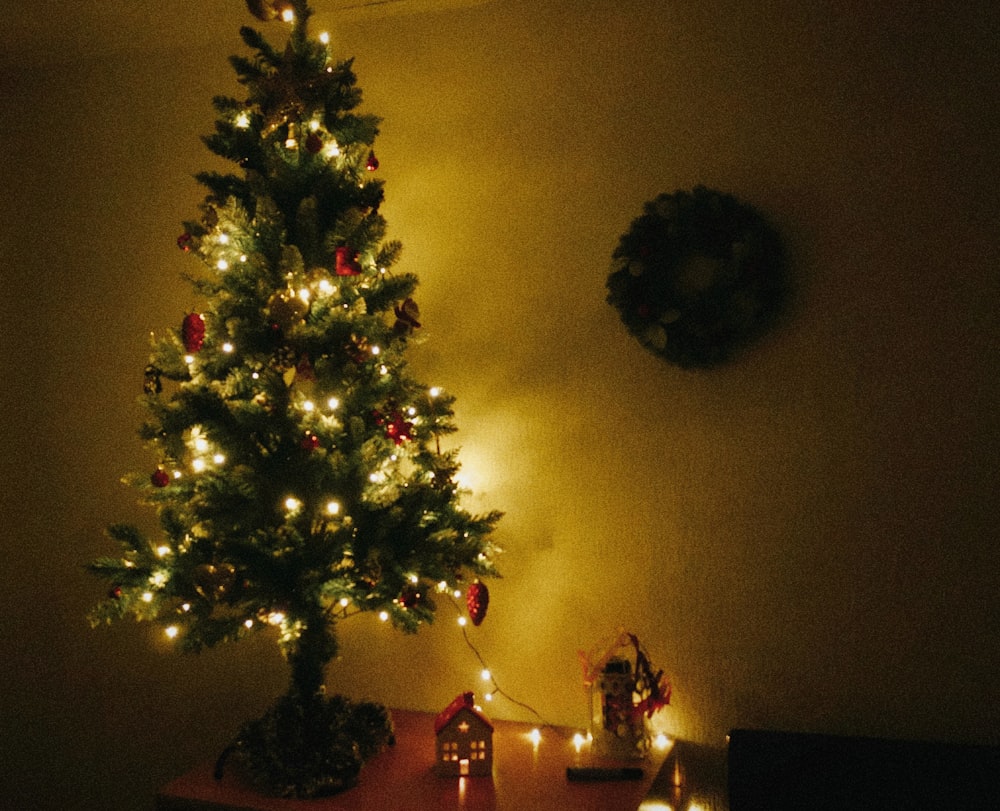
[165,626,179,639]
[235,112,250,129]
[325,500,340,515]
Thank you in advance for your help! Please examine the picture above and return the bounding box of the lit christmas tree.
[88,0,500,797]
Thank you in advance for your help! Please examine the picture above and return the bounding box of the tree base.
[215,693,395,799]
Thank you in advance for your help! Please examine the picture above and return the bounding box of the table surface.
[156,708,695,811]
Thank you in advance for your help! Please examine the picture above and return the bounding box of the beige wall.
[2,1,998,808]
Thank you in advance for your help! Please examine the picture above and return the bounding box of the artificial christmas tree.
[88,0,500,798]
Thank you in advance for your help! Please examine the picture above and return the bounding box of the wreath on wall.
[606,186,787,369]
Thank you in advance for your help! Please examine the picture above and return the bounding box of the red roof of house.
[434,691,494,735]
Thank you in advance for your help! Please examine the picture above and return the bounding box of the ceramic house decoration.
[434,692,494,777]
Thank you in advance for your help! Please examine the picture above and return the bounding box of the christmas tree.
[88,0,500,797]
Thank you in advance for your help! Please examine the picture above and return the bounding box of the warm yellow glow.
[429,386,441,398]
[150,571,167,587]
[371,345,381,356]
[339,597,349,608]
[213,453,225,465]
[181,603,191,612]
[408,573,419,584]
[457,616,468,627]
[244,619,254,629]
[184,354,195,365]
[285,135,297,149]
[323,141,341,158]
[284,496,302,512]
[281,7,295,22]
[194,435,209,452]
[637,803,674,811]
[192,458,206,473]
[222,342,234,353]
[302,400,315,412]
[484,692,493,702]
[480,668,491,682]
[309,118,321,132]
[172,470,182,480]
[572,732,587,752]
[141,591,154,603]
[319,31,330,45]
[218,233,230,245]
[325,500,340,515]
[235,112,250,128]
[327,397,340,410]
[156,545,171,558]
[298,287,310,303]
[653,732,671,751]
[379,610,390,622]
[528,728,542,746]
[267,612,285,626]
[318,279,335,295]
[165,625,179,639]
[217,258,229,271]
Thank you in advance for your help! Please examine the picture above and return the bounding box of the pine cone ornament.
[466,580,489,626]
[182,312,205,353]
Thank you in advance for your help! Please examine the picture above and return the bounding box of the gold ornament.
[267,288,309,330]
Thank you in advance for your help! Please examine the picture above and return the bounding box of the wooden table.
[156,709,675,811]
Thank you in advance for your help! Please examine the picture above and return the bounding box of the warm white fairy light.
[284,496,302,512]
[298,287,310,303]
[480,668,491,682]
[325,500,340,515]
[244,619,254,629]
[429,386,441,398]
[371,345,381,356]
[141,591,154,603]
[281,7,295,22]
[212,453,226,465]
[184,354,195,365]
[235,112,250,128]
[194,435,209,453]
[327,397,340,410]
[156,545,171,558]
[150,571,167,587]
[309,118,321,132]
[339,597,349,608]
[408,574,419,584]
[323,141,341,158]
[222,342,234,353]
[318,279,336,295]
[319,31,330,45]
[302,400,315,412]
[218,233,230,245]
[285,135,298,149]
[529,728,542,746]
[165,625,179,639]
[653,732,671,751]
[217,258,229,271]
[379,611,390,622]
[457,616,468,627]
[192,458,206,473]
[267,612,285,626]
[573,732,587,752]
[379,365,389,376]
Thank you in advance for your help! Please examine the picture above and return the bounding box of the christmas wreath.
[606,186,787,368]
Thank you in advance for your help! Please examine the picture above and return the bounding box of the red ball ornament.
[151,468,170,488]
[300,433,321,451]
[385,412,414,445]
[182,312,206,353]
[335,246,363,276]
[399,585,422,609]
[305,132,323,154]
[466,580,489,626]
[177,232,194,252]
[365,150,380,171]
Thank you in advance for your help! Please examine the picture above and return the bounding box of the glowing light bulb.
[218,233,230,245]
[371,345,381,356]
[165,626,179,639]
[141,591,153,603]
[244,619,254,629]
[319,31,330,45]
[302,400,315,412]
[194,436,209,452]
[480,669,491,682]
[217,258,229,271]
[653,733,670,751]
[529,728,542,746]
[339,597,349,608]
[379,611,390,622]
[457,616,468,627]
[325,501,340,515]
[429,387,441,398]
[323,141,341,158]
[379,365,389,375]
[327,397,339,410]
[213,453,226,465]
[192,458,206,473]
[156,545,171,558]
[267,612,285,626]
[318,279,335,295]
[281,7,295,22]
[573,732,586,752]
[184,354,195,365]
[222,342,234,353]
[284,496,302,512]
[285,135,297,149]
[235,112,250,128]
[409,574,419,584]
[309,118,321,132]
[298,287,310,303]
